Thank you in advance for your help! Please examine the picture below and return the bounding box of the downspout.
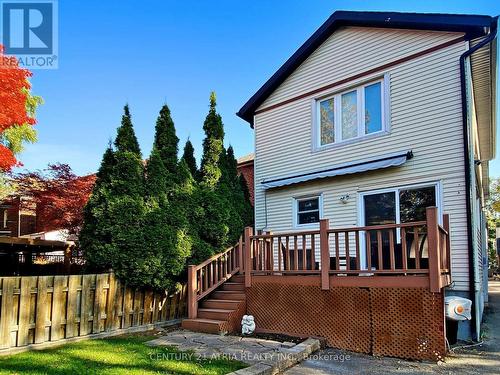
[459,17,498,341]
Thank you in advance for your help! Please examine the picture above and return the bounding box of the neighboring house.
[0,197,36,237]
[236,11,497,342]
[0,196,72,240]
[0,197,73,259]
[237,153,255,205]
[22,229,76,242]
[0,173,95,241]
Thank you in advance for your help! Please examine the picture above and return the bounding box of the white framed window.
[359,182,442,227]
[293,195,323,228]
[357,182,442,268]
[315,76,388,148]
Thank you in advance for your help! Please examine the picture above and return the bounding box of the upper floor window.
[317,77,387,147]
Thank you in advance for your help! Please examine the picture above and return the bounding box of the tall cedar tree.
[110,106,146,287]
[162,158,193,284]
[85,106,145,287]
[154,104,179,174]
[110,106,144,198]
[188,93,230,263]
[181,139,197,178]
[239,173,254,227]
[81,99,253,288]
[200,92,224,188]
[218,145,253,243]
[143,148,188,291]
[80,145,116,270]
[145,148,168,201]
[114,105,141,156]
[143,112,191,290]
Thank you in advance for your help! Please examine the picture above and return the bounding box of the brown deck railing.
[187,238,242,318]
[244,207,451,292]
[186,207,451,318]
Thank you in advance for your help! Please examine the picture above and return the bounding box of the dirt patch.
[234,331,317,345]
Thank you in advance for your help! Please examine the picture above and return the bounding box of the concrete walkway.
[285,281,500,374]
[147,330,296,365]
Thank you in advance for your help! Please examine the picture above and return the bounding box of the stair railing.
[187,237,243,319]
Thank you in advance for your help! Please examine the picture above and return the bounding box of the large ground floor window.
[359,182,441,269]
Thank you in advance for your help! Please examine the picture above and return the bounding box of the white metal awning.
[261,151,413,190]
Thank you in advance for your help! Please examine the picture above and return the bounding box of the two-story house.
[182,11,496,359]
[237,11,497,343]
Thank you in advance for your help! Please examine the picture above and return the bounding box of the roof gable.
[237,11,494,126]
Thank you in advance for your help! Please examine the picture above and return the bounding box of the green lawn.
[0,334,247,375]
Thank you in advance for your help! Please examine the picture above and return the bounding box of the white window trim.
[292,194,323,229]
[313,74,390,151]
[357,181,443,269]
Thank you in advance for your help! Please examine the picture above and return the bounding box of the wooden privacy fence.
[0,273,186,351]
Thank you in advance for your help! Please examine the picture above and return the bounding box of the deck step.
[211,291,246,300]
[231,275,244,283]
[222,282,245,291]
[198,308,233,320]
[201,299,242,310]
[181,318,226,334]
[182,272,246,335]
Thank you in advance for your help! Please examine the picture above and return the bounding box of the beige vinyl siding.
[253,27,470,290]
[260,27,464,109]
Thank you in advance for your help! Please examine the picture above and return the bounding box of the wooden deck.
[182,207,450,359]
[243,207,451,292]
[184,207,451,333]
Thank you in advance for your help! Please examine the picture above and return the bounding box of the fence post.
[24,250,32,273]
[320,219,330,290]
[443,214,451,275]
[64,244,72,274]
[244,226,253,288]
[426,207,441,293]
[187,265,198,319]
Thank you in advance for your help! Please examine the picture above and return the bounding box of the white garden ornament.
[241,315,255,335]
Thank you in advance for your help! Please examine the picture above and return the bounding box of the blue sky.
[19,0,500,176]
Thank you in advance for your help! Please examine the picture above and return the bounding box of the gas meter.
[444,296,472,321]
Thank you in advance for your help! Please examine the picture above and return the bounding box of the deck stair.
[182,274,246,334]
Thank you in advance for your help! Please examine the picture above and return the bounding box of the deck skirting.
[246,275,445,361]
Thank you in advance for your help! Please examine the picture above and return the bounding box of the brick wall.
[237,160,254,206]
[0,198,37,237]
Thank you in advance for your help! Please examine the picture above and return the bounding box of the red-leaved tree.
[0,45,37,171]
[14,164,96,235]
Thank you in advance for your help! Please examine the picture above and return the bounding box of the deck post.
[426,207,441,293]
[266,231,273,273]
[244,226,254,288]
[187,265,198,319]
[238,236,244,273]
[443,214,451,275]
[320,219,330,290]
